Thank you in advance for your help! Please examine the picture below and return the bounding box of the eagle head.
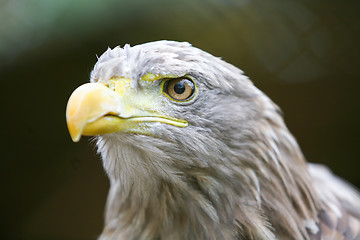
[66,41,360,240]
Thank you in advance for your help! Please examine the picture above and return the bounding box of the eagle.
[66,41,360,240]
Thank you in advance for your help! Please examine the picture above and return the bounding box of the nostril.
[109,82,116,91]
[103,81,116,92]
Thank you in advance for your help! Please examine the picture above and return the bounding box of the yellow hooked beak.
[66,78,188,142]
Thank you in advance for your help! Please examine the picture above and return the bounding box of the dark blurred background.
[1,0,359,239]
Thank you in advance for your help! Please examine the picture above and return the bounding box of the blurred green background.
[1,0,359,239]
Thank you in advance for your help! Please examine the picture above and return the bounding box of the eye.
[163,77,196,101]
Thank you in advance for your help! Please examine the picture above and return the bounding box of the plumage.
[66,40,360,240]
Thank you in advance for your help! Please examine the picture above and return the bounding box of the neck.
[96,135,241,239]
[96,123,320,240]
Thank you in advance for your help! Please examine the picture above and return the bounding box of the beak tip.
[71,134,81,142]
[67,121,82,143]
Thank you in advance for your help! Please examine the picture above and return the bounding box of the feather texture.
[84,41,360,240]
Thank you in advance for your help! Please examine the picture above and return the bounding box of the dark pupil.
[174,82,185,94]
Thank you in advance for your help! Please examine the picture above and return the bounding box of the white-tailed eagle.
[66,41,360,240]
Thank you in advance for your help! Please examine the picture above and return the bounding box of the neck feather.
[96,120,320,240]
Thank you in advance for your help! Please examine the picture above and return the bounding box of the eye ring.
[163,77,196,102]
